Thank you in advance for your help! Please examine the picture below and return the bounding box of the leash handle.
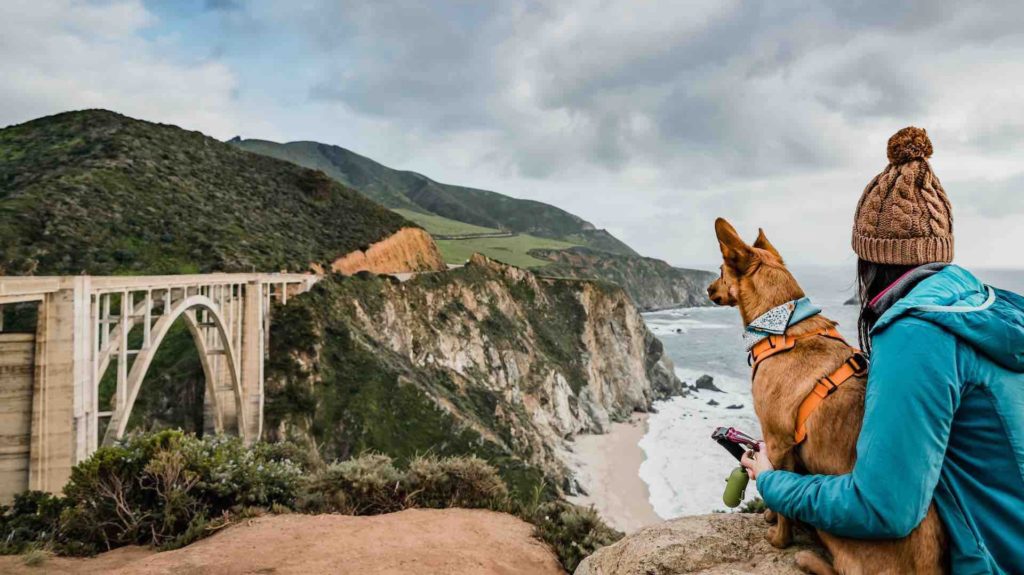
[711,426,761,461]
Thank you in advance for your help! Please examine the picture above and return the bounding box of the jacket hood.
[874,265,1024,372]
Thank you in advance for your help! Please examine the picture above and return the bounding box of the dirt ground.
[0,509,565,575]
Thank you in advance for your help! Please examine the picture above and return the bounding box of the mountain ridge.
[231,138,639,257]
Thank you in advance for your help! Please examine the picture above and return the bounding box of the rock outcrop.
[265,254,683,490]
[530,247,715,311]
[575,513,824,575]
[330,226,447,275]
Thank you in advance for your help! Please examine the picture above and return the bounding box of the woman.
[741,127,1024,574]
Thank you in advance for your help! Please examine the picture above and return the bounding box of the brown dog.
[708,218,946,575]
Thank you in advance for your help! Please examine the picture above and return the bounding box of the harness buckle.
[813,376,837,398]
[847,352,869,375]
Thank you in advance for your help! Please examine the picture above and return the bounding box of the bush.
[297,453,507,514]
[528,500,623,572]
[406,455,508,509]
[737,496,767,514]
[299,454,407,515]
[0,491,68,554]
[3,431,305,556]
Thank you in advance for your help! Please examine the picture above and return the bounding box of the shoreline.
[567,412,661,534]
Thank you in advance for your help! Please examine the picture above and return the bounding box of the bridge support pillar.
[30,278,91,494]
[240,281,264,443]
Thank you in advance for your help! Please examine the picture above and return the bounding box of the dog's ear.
[715,217,754,272]
[753,228,783,261]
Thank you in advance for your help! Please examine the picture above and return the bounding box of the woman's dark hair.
[856,259,916,356]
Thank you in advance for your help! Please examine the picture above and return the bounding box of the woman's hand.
[741,441,774,480]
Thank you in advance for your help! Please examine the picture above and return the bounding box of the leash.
[747,323,868,445]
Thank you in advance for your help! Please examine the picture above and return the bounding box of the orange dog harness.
[748,326,868,444]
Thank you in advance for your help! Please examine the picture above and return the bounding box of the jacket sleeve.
[756,317,961,538]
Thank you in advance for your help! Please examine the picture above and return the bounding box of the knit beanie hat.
[852,127,954,265]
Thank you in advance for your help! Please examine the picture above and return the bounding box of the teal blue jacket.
[758,266,1024,574]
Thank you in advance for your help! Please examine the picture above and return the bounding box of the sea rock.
[575,513,824,575]
[844,295,859,306]
[695,374,723,392]
[726,404,744,410]
[707,399,720,406]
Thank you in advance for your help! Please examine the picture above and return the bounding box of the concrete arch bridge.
[0,273,317,501]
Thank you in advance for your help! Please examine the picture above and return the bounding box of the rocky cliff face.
[264,254,683,495]
[330,227,447,275]
[530,247,716,311]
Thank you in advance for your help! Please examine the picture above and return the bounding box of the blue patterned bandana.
[743,297,822,350]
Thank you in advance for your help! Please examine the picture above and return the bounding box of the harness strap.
[794,353,868,444]
[746,323,868,445]
[748,325,846,375]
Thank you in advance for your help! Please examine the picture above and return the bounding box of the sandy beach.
[567,413,661,533]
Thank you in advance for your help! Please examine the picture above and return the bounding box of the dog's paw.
[764,509,778,524]
[794,550,837,575]
[766,524,793,549]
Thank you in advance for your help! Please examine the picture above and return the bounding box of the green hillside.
[0,110,410,276]
[231,138,637,257]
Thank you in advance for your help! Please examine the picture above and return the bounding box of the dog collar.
[743,297,822,351]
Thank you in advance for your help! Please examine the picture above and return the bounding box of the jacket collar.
[743,297,822,351]
[868,263,948,318]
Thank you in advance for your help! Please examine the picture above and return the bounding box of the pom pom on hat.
[887,126,933,164]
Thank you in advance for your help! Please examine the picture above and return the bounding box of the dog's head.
[710,218,805,324]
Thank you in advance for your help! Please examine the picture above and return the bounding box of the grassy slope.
[0,110,410,276]
[436,235,579,268]
[231,138,638,257]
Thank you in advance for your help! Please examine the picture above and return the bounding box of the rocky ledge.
[575,513,824,575]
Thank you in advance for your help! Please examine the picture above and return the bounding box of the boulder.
[707,399,720,407]
[695,374,723,392]
[575,513,824,575]
[726,404,744,410]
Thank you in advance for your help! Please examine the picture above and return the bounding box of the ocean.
[639,266,1024,518]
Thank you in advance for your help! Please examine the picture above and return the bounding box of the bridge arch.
[100,294,246,445]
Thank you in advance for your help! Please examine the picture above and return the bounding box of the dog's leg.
[763,443,796,548]
[795,551,838,575]
[764,508,778,524]
[768,514,794,548]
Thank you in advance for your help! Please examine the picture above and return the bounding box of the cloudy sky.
[3,1,1024,268]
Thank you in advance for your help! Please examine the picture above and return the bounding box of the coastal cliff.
[264,254,683,493]
[530,247,716,311]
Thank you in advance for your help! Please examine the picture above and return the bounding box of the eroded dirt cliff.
[330,226,447,275]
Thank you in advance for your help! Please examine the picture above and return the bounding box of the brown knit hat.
[852,126,954,265]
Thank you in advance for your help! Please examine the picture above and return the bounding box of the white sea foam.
[640,368,762,518]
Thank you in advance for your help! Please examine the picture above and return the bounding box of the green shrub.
[528,500,623,572]
[299,453,407,515]
[738,496,767,514]
[0,491,68,554]
[406,455,508,509]
[2,431,305,556]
